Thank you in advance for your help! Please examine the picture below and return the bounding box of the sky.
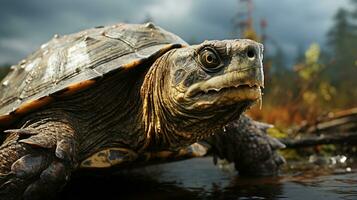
[0,0,350,65]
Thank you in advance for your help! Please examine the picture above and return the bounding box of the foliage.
[248,1,357,128]
[267,127,287,139]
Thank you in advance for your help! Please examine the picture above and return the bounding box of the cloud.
[254,0,349,56]
[0,0,350,65]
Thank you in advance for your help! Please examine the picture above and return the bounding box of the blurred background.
[0,0,356,129]
[0,0,357,199]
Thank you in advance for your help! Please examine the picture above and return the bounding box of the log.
[297,107,357,134]
[305,115,357,133]
[279,131,357,148]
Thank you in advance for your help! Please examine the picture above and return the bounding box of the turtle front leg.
[206,115,286,176]
[0,119,78,200]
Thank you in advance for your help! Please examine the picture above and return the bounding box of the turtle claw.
[23,161,69,200]
[20,135,56,149]
[275,154,286,166]
[55,139,77,166]
[268,137,286,150]
[11,154,50,178]
[40,161,68,183]
[20,160,71,200]
[251,120,274,132]
[207,115,286,176]
[4,128,40,135]
[0,130,77,199]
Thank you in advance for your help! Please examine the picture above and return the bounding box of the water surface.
[60,156,357,200]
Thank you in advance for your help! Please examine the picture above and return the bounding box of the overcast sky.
[0,0,349,65]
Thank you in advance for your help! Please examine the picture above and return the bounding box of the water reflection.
[59,157,357,200]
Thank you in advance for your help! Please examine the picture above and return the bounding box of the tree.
[271,46,287,75]
[351,0,357,18]
[326,6,357,107]
[327,8,356,68]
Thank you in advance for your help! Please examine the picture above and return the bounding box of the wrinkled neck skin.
[141,52,249,151]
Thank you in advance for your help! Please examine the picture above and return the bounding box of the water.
[60,157,357,200]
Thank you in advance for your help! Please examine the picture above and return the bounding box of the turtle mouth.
[191,84,261,98]
[184,68,264,103]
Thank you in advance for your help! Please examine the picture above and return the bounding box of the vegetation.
[0,1,355,130]
[248,2,357,128]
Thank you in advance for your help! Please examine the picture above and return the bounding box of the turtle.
[0,22,285,199]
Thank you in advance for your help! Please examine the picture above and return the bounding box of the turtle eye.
[199,47,222,72]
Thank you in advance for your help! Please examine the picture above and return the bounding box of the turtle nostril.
[246,47,256,59]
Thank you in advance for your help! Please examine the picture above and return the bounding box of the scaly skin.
[207,115,286,176]
[0,115,285,200]
[0,114,77,200]
[132,115,286,176]
[0,38,267,199]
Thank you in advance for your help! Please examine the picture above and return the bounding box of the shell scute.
[0,23,187,126]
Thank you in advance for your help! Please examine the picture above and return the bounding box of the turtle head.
[142,39,264,148]
[170,39,264,111]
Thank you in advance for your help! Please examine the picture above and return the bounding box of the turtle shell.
[0,23,187,127]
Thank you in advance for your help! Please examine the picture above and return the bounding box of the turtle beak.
[185,40,264,105]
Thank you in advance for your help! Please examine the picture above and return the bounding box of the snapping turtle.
[0,23,284,199]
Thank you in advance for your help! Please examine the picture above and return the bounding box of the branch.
[279,131,357,148]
